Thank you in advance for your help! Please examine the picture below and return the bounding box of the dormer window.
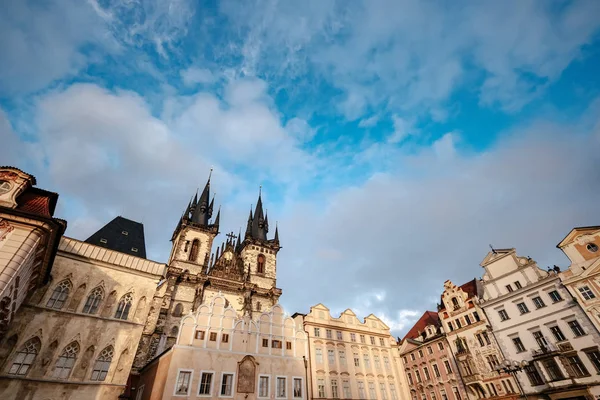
[121,231,128,235]
[451,297,460,310]
[131,248,138,253]
[587,243,599,253]
[100,238,107,244]
[0,181,11,195]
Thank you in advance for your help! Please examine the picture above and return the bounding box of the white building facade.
[479,248,600,400]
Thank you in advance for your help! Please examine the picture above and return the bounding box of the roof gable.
[557,226,600,248]
[480,248,515,267]
[402,311,440,341]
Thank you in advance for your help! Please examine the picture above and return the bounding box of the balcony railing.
[531,342,572,357]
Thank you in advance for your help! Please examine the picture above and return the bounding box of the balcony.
[455,348,470,358]
[531,342,572,358]
[462,373,482,384]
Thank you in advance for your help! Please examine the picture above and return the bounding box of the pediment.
[480,248,515,267]
[558,226,600,248]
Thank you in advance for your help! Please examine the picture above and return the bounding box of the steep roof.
[85,216,147,258]
[15,187,59,217]
[439,278,481,309]
[402,311,440,341]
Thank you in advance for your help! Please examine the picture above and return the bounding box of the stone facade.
[296,303,408,400]
[480,248,600,400]
[438,280,517,400]
[399,311,468,400]
[0,237,165,399]
[136,294,308,399]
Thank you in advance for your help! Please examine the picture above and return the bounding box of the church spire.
[214,206,221,227]
[250,187,268,241]
[245,207,253,239]
[191,170,212,226]
[274,223,279,244]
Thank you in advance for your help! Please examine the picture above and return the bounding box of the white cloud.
[180,67,215,86]
[358,115,380,128]
[388,115,415,144]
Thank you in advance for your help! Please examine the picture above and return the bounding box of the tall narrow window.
[277,377,287,398]
[357,381,366,399]
[342,380,351,399]
[53,342,79,379]
[316,348,323,363]
[524,364,544,385]
[568,320,586,337]
[331,379,339,398]
[259,376,269,398]
[83,286,103,314]
[91,346,113,381]
[200,372,214,395]
[189,239,200,261]
[380,383,388,400]
[328,349,336,364]
[390,383,398,400]
[293,378,303,398]
[114,293,133,320]
[444,360,453,374]
[46,280,71,309]
[221,373,234,396]
[8,337,40,376]
[318,379,326,398]
[368,382,376,399]
[512,337,526,352]
[176,370,192,395]
[257,254,266,274]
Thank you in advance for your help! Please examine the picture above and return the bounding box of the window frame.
[174,368,194,397]
[516,302,530,314]
[276,375,287,399]
[219,371,236,398]
[578,286,596,301]
[198,370,216,397]
[90,346,114,381]
[257,374,271,399]
[568,319,586,337]
[548,290,563,303]
[532,296,546,309]
[292,376,304,399]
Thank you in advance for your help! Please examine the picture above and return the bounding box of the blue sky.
[1,0,600,335]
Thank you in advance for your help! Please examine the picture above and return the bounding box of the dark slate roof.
[85,216,147,258]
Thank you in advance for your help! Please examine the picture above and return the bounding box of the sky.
[1,0,600,337]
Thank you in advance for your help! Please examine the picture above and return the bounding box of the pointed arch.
[170,325,179,337]
[112,348,129,383]
[173,302,183,317]
[134,296,147,323]
[101,290,118,318]
[189,239,200,262]
[73,345,94,380]
[257,254,266,274]
[8,336,40,376]
[46,279,72,310]
[83,286,104,314]
[52,341,79,379]
[114,293,133,320]
[91,346,114,381]
[67,283,87,312]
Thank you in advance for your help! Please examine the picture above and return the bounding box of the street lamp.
[494,359,529,400]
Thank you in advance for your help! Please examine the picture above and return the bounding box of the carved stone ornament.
[0,171,18,181]
[0,220,15,242]
[237,355,258,393]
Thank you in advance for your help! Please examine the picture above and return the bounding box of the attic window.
[0,181,11,195]
[131,248,138,253]
[121,231,129,235]
[587,243,598,253]
[100,238,108,244]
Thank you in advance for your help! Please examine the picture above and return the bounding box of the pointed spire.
[274,222,279,244]
[245,207,253,238]
[251,187,267,241]
[213,206,221,227]
[191,170,213,226]
[236,228,242,251]
[193,189,198,206]
[264,210,269,233]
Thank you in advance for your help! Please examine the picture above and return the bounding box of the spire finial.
[208,167,213,183]
[259,185,262,197]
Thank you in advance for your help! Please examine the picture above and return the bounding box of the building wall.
[0,237,165,400]
[400,335,467,400]
[439,281,516,400]
[137,294,308,400]
[299,304,407,400]
[480,248,600,400]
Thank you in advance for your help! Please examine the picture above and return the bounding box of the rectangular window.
[342,380,351,399]
[314,328,320,337]
[380,383,388,400]
[363,354,371,368]
[368,382,376,399]
[354,353,360,367]
[374,355,381,370]
[175,370,192,395]
[566,355,589,377]
[199,372,213,396]
[411,353,416,361]
[339,350,346,365]
[415,370,422,383]
[277,377,287,398]
[506,284,514,292]
[423,366,430,380]
[486,355,499,370]
[482,331,491,345]
[318,379,326,398]
[452,387,461,400]
[427,346,433,354]
[272,340,282,349]
[517,302,530,314]
[431,392,437,400]
[532,296,546,309]
[440,389,447,400]
[221,373,234,396]
[447,321,454,331]
[460,361,472,376]
[384,356,390,370]
[408,372,414,385]
[210,332,217,341]
[477,334,485,347]
[444,360,452,374]
[438,342,444,351]
[550,326,566,342]
[331,379,339,398]
[222,334,229,343]
[532,331,548,348]
[579,286,596,300]
[293,378,302,398]
[542,358,564,381]
[390,383,398,400]
[465,315,471,325]
[259,376,270,398]
[286,341,292,350]
[498,309,509,321]
[360,335,366,344]
[512,337,526,353]
[328,349,336,364]
[568,320,586,337]
[326,329,333,339]
[418,349,424,358]
[549,290,563,303]
[337,331,343,340]
[358,381,366,399]
[455,319,462,329]
[316,348,323,363]
[195,330,205,340]
[524,364,544,385]
[433,364,441,377]
[351,333,356,342]
[370,336,376,345]
[514,281,522,289]
[262,338,269,347]
[585,350,600,373]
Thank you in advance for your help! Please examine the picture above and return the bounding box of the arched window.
[257,254,266,274]
[46,280,72,309]
[188,239,200,262]
[170,326,179,337]
[53,341,79,379]
[173,303,183,317]
[83,287,104,314]
[8,337,40,376]
[114,293,133,320]
[451,297,460,309]
[91,346,114,381]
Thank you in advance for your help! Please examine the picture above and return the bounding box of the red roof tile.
[15,188,58,218]
[402,311,440,341]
